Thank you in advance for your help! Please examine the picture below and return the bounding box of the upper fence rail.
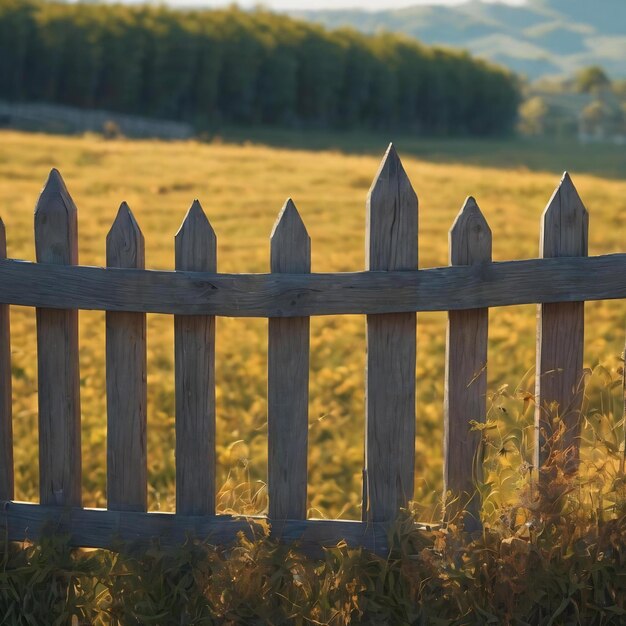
[0,255,623,316]
[0,143,624,553]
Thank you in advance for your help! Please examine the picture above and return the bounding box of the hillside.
[291,0,626,80]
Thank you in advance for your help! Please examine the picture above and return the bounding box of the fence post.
[34,169,81,507]
[175,200,216,516]
[268,199,310,520]
[444,197,491,530]
[106,203,147,511]
[364,145,418,522]
[0,218,13,500]
[535,173,588,473]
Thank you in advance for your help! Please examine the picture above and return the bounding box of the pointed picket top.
[366,143,418,271]
[176,199,215,242]
[35,168,72,209]
[175,199,216,272]
[270,198,310,273]
[106,202,145,269]
[541,171,588,258]
[0,218,6,258]
[34,169,79,265]
[35,168,75,217]
[367,143,404,195]
[270,198,308,241]
[449,196,492,266]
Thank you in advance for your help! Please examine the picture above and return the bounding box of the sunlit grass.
[0,129,623,520]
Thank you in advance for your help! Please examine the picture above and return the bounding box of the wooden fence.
[0,145,624,554]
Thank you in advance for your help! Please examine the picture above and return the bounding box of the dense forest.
[0,0,520,136]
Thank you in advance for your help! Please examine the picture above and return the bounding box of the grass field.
[0,129,623,520]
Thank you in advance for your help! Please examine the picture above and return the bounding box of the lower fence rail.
[0,501,401,555]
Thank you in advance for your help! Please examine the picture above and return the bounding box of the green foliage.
[0,534,103,624]
[581,100,616,134]
[0,0,520,136]
[518,95,550,135]
[576,66,612,94]
[0,366,624,624]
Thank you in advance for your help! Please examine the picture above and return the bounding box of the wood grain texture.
[174,201,216,515]
[365,145,417,522]
[444,197,491,530]
[0,219,12,500]
[106,203,147,512]
[268,199,310,520]
[0,501,392,554]
[0,254,622,316]
[535,173,588,472]
[34,169,81,507]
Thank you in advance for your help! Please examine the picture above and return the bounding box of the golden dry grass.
[0,130,623,519]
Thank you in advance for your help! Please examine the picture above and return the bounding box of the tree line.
[0,0,520,135]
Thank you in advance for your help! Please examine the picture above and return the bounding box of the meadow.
[0,129,623,521]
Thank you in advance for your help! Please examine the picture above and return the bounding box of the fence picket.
[0,219,12,500]
[174,201,216,515]
[106,203,147,511]
[268,199,310,519]
[34,170,81,506]
[444,197,491,529]
[364,145,418,522]
[535,173,588,472]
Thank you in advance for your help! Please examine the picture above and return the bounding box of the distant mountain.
[289,0,626,80]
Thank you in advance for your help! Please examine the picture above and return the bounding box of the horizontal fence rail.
[0,501,391,554]
[0,147,624,554]
[0,254,623,316]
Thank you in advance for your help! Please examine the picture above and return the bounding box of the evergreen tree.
[0,0,520,136]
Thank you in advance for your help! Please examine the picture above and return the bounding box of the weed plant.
[0,365,624,625]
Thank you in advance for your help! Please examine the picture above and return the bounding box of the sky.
[117,0,527,11]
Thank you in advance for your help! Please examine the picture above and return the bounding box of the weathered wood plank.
[444,197,491,530]
[0,254,622,317]
[535,173,588,472]
[0,501,391,554]
[106,203,147,512]
[0,219,13,500]
[365,145,417,522]
[34,169,81,507]
[174,201,216,515]
[268,199,310,520]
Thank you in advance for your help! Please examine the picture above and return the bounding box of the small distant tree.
[580,99,611,137]
[575,65,611,94]
[612,79,626,99]
[518,96,549,135]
